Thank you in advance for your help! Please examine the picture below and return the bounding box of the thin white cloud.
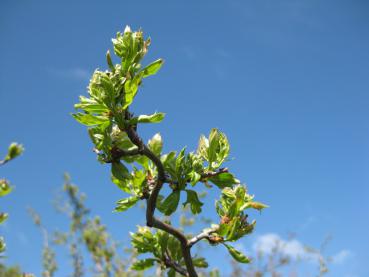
[46,67,91,81]
[253,233,311,260]
[332,250,352,265]
[253,233,352,265]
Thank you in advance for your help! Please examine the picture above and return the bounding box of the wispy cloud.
[46,67,91,81]
[332,250,353,265]
[253,233,352,265]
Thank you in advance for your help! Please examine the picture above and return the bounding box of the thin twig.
[188,227,219,248]
[163,250,188,276]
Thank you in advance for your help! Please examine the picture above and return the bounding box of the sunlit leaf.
[72,113,109,126]
[148,133,163,156]
[209,172,239,189]
[161,191,180,216]
[111,162,130,181]
[141,59,163,78]
[223,244,250,263]
[183,190,203,214]
[115,196,139,212]
[129,112,165,124]
[131,258,156,270]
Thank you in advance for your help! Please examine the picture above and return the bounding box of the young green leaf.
[167,268,176,277]
[192,257,209,268]
[161,191,180,216]
[0,213,8,224]
[106,50,115,72]
[183,190,203,214]
[247,201,269,211]
[114,196,139,212]
[111,175,131,194]
[123,74,142,109]
[4,143,24,162]
[209,172,239,189]
[148,133,163,156]
[74,96,109,114]
[0,180,12,197]
[72,113,109,126]
[223,244,250,263]
[131,258,156,270]
[129,112,165,124]
[111,162,130,181]
[141,59,164,78]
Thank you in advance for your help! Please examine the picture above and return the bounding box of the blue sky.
[1,0,368,276]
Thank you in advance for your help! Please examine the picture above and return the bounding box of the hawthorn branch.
[110,147,142,162]
[200,167,228,180]
[123,110,198,277]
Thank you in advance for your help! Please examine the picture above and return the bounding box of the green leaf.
[111,162,130,181]
[0,237,5,253]
[188,171,201,186]
[111,175,131,194]
[88,70,116,107]
[131,258,156,270]
[193,257,209,268]
[167,235,182,261]
[208,128,219,165]
[223,244,250,263]
[130,112,165,124]
[106,50,115,71]
[0,213,8,224]
[183,190,203,214]
[156,195,166,214]
[197,135,209,160]
[123,74,142,109]
[131,169,147,196]
[161,191,180,216]
[198,129,230,169]
[247,201,269,211]
[0,180,12,197]
[130,226,156,253]
[161,151,177,178]
[157,230,169,255]
[167,268,176,277]
[72,113,109,126]
[115,196,139,212]
[74,96,109,114]
[209,172,239,189]
[4,143,24,162]
[141,59,164,78]
[148,133,163,156]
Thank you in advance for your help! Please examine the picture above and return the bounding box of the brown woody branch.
[163,250,188,276]
[122,110,197,277]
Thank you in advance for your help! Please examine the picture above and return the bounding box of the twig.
[188,227,219,248]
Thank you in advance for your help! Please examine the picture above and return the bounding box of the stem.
[123,113,198,277]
